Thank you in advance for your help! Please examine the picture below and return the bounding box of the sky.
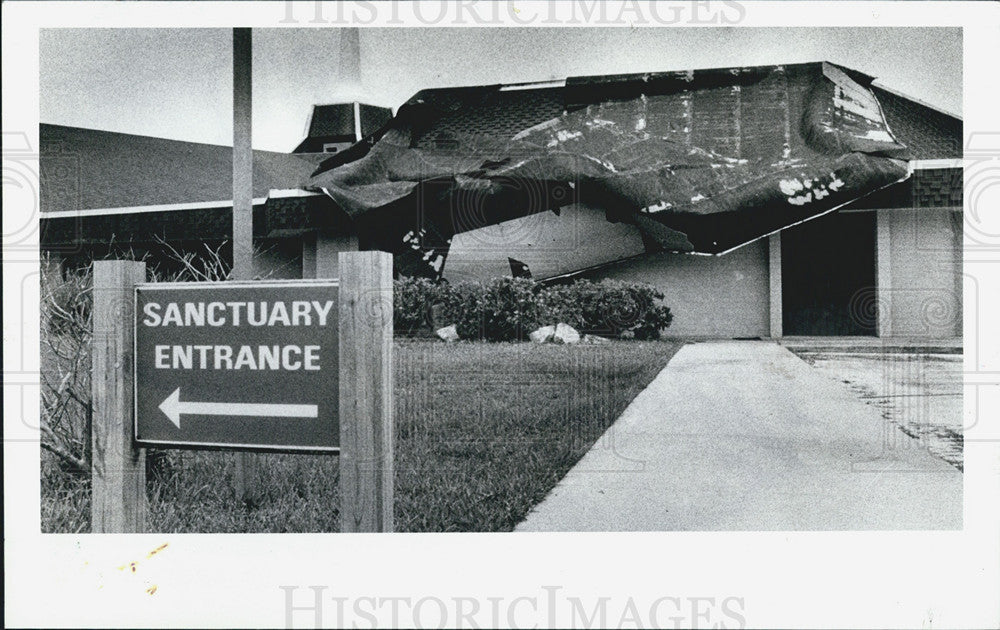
[40,27,962,153]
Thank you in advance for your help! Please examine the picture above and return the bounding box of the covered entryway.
[781,211,877,336]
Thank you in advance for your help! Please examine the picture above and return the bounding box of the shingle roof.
[40,124,328,213]
[413,88,564,149]
[874,87,962,159]
[398,63,960,161]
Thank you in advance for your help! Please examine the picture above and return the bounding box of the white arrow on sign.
[158,387,318,429]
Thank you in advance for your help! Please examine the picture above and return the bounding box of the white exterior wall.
[271,204,959,340]
[878,208,962,338]
[442,203,770,338]
[443,204,773,338]
[587,239,771,338]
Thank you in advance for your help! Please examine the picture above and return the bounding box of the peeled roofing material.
[306,61,911,278]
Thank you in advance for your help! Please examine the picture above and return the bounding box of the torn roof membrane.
[305,61,911,277]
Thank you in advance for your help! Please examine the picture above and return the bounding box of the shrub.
[535,282,588,330]
[40,264,94,475]
[580,280,673,340]
[436,277,538,341]
[536,280,672,340]
[39,242,238,481]
[437,281,483,340]
[44,266,92,338]
[394,277,438,336]
[477,277,538,341]
[394,276,673,341]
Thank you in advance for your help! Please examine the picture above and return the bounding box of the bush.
[537,280,673,340]
[39,242,239,483]
[40,264,94,476]
[44,267,92,337]
[535,282,588,330]
[393,276,672,341]
[436,281,482,340]
[435,277,537,342]
[582,280,673,340]
[393,277,437,336]
[476,277,539,342]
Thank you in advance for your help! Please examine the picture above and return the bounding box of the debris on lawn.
[553,323,581,344]
[531,323,582,344]
[437,322,611,344]
[435,324,459,342]
[530,325,555,344]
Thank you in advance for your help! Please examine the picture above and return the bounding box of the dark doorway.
[781,211,877,336]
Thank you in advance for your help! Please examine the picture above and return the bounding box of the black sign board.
[134,281,339,452]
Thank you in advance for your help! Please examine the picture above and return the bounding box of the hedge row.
[394,276,673,342]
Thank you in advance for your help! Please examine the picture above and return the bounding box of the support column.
[301,232,317,279]
[768,233,782,338]
[876,209,893,338]
[302,230,358,279]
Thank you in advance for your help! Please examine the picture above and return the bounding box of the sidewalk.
[516,341,961,531]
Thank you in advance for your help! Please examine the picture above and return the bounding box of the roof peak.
[412,61,859,96]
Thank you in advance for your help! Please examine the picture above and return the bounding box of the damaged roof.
[306,61,953,278]
[38,61,962,278]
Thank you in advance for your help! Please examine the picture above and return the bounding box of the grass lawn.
[41,339,680,533]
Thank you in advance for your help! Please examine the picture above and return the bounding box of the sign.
[134,280,339,452]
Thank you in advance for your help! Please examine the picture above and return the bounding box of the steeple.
[337,27,362,103]
[293,28,392,154]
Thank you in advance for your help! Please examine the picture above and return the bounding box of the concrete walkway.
[516,341,962,531]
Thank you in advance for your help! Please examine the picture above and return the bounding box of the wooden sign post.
[338,251,394,533]
[90,251,394,533]
[91,260,147,533]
